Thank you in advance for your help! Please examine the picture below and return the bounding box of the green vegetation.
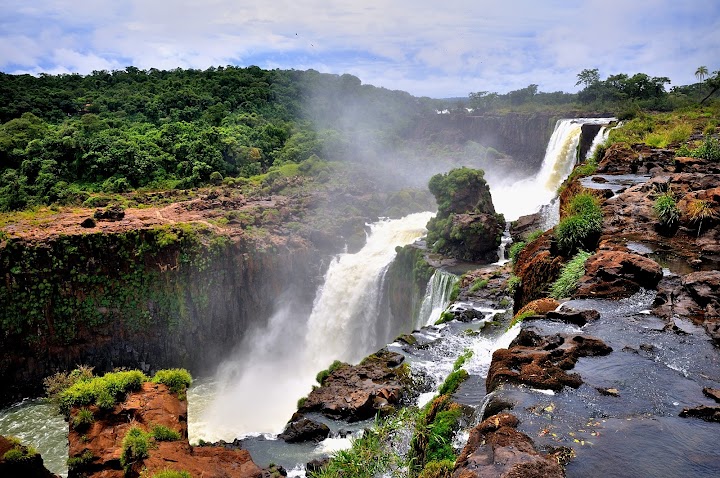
[72,407,95,431]
[509,309,537,329]
[67,450,94,469]
[0,67,442,212]
[151,424,182,442]
[676,135,720,161]
[550,251,592,299]
[150,470,193,478]
[653,192,680,230]
[311,408,414,478]
[58,370,146,416]
[315,360,345,385]
[417,459,455,478]
[2,437,38,462]
[448,282,461,302]
[687,198,718,235]
[506,274,521,296]
[434,310,455,326]
[555,192,603,255]
[437,370,469,396]
[121,426,155,471]
[468,278,489,293]
[152,368,192,397]
[452,349,474,371]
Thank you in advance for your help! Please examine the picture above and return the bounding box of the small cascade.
[491,117,616,222]
[493,222,512,266]
[416,270,459,327]
[585,124,611,160]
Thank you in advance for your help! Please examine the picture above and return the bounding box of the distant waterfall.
[416,270,459,327]
[305,211,435,368]
[585,124,611,160]
[491,118,615,221]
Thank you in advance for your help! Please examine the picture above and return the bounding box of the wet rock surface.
[453,413,564,478]
[575,250,663,298]
[278,414,330,443]
[298,349,410,421]
[486,328,612,392]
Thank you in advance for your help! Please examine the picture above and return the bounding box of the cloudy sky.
[1,0,718,98]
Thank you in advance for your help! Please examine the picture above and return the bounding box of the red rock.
[514,231,564,309]
[0,435,59,478]
[486,329,612,393]
[575,250,662,298]
[453,413,564,478]
[516,298,560,316]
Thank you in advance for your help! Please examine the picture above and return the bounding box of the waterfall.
[585,124,611,160]
[195,211,434,440]
[491,117,615,221]
[304,211,435,367]
[416,270,460,327]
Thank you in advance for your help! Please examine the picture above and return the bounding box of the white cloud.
[0,0,718,97]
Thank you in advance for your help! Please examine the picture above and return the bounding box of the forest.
[0,65,717,212]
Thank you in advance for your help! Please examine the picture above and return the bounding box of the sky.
[1,0,718,98]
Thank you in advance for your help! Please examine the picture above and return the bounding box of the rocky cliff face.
[0,230,325,407]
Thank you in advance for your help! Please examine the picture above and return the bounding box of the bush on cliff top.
[58,370,146,416]
[554,192,602,255]
[152,369,193,397]
[120,426,155,471]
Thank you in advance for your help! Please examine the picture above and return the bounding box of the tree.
[576,68,600,88]
[695,66,709,82]
[700,70,720,105]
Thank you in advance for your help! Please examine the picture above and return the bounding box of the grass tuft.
[550,250,592,299]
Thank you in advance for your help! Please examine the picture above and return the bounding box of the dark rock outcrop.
[453,413,564,478]
[679,405,720,423]
[425,167,504,263]
[0,435,59,478]
[93,206,125,221]
[545,308,600,326]
[653,270,720,343]
[486,329,612,392]
[575,250,663,298]
[298,349,411,421]
[278,414,330,443]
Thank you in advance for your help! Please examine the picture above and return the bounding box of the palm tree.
[695,66,709,82]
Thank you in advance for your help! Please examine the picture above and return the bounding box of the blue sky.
[1,0,718,98]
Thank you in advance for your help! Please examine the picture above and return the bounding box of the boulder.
[679,405,720,423]
[453,413,564,478]
[545,308,600,326]
[516,298,560,316]
[514,231,565,309]
[486,328,612,392]
[278,415,330,443]
[704,388,720,403]
[80,217,96,228]
[93,206,125,222]
[298,349,410,422]
[575,250,662,298]
[510,212,544,242]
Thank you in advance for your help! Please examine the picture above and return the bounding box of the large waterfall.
[193,211,434,440]
[491,118,615,221]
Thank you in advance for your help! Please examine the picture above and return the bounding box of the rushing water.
[193,212,435,441]
[0,399,67,477]
[416,270,459,327]
[491,118,615,221]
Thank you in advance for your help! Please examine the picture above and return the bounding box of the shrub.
[654,193,680,230]
[508,241,526,263]
[692,136,720,161]
[58,370,147,416]
[44,365,95,400]
[72,407,95,431]
[315,360,344,385]
[506,275,521,295]
[120,427,154,470]
[152,369,192,397]
[67,450,94,469]
[151,424,181,442]
[550,250,592,299]
[555,192,602,254]
[686,199,717,235]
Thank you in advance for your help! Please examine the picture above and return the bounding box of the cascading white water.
[585,124,611,160]
[304,211,435,368]
[491,118,615,222]
[416,270,459,327]
[193,211,434,441]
